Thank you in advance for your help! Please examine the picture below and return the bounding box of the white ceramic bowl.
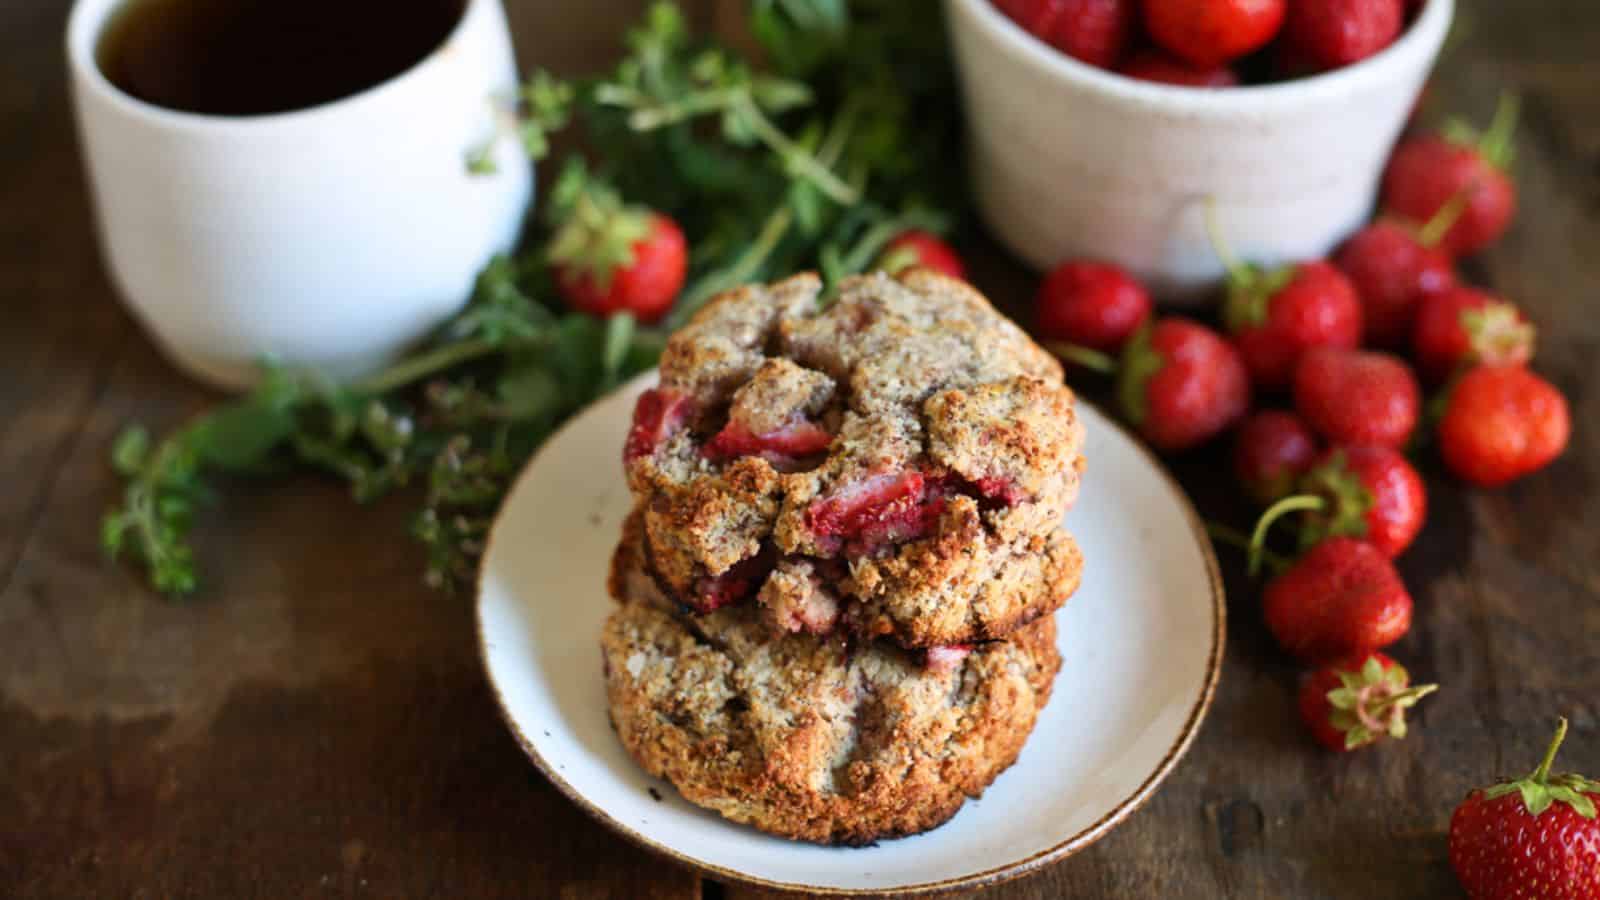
[947,0,1453,302]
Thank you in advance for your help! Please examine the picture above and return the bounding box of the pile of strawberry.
[1011,96,1586,898]
[1023,95,1570,756]
[992,0,1428,88]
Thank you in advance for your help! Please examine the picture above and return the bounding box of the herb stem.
[667,204,795,329]
[356,338,507,395]
[735,95,859,204]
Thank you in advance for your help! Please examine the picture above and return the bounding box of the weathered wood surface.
[2,1,1596,898]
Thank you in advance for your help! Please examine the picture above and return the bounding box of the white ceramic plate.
[477,372,1224,895]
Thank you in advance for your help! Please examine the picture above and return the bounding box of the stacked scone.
[600,268,1087,844]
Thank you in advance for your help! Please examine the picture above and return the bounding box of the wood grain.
[2,0,1597,898]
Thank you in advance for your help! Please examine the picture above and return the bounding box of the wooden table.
[4,1,1597,897]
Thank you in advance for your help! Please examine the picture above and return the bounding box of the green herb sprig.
[103,0,962,596]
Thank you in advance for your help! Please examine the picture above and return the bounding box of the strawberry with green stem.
[1247,445,1427,574]
[875,230,967,280]
[546,167,689,324]
[1413,286,1537,383]
[1209,205,1364,390]
[1117,319,1252,452]
[1298,652,1438,752]
[1449,718,1600,899]
[1333,192,1467,348]
[1036,260,1153,354]
[1048,317,1250,453]
[1383,93,1520,258]
[1233,410,1321,506]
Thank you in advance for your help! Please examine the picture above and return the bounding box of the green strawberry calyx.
[1442,92,1519,172]
[1116,323,1164,428]
[1325,655,1439,751]
[1296,451,1375,552]
[876,245,924,277]
[1483,718,1600,819]
[1461,302,1537,367]
[1207,201,1294,333]
[545,175,653,292]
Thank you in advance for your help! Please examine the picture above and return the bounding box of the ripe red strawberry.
[623,388,692,464]
[1412,287,1536,383]
[1222,259,1364,390]
[1233,410,1321,506]
[1118,319,1252,452]
[877,230,967,281]
[1298,652,1437,751]
[1382,95,1520,257]
[1449,718,1600,900]
[1333,219,1457,347]
[1117,49,1240,87]
[1438,365,1571,488]
[1293,348,1420,450]
[1141,0,1286,68]
[993,0,1136,68]
[1297,446,1427,558]
[1036,260,1154,353]
[1263,537,1412,663]
[1282,0,1404,71]
[549,185,688,323]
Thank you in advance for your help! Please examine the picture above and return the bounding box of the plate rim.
[475,372,1226,897]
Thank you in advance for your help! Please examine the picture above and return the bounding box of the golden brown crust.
[600,599,1060,846]
[624,269,1086,647]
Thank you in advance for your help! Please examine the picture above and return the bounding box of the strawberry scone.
[622,269,1086,648]
[601,534,1061,844]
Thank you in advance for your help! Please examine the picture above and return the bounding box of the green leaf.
[497,364,563,421]
[789,180,824,235]
[1326,687,1360,711]
[111,427,152,475]
[191,392,300,471]
[1362,656,1385,684]
[721,104,760,145]
[1521,783,1553,817]
[602,313,637,382]
[100,511,129,557]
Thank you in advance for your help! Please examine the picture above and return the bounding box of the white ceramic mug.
[947,0,1453,302]
[67,0,533,390]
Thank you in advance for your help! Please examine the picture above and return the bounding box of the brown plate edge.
[473,377,1228,898]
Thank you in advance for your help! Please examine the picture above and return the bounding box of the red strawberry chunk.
[807,471,927,539]
[805,470,957,555]
[687,550,774,614]
[972,475,1026,506]
[704,419,834,461]
[925,644,974,674]
[623,389,692,464]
